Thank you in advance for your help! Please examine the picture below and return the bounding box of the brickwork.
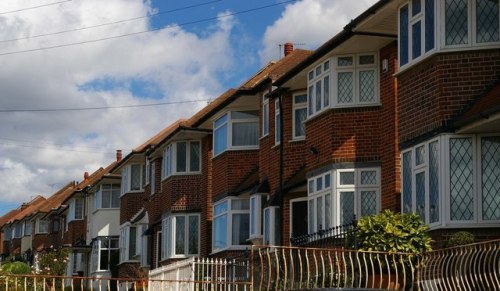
[397,49,500,146]
[120,192,145,225]
[118,262,143,278]
[212,150,259,198]
[64,219,86,245]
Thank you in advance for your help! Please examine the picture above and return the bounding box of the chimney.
[84,172,89,181]
[116,150,122,162]
[284,42,293,56]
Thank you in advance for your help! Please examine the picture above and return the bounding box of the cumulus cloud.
[0,0,236,206]
[259,0,378,63]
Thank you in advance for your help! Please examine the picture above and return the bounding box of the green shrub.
[356,210,432,253]
[446,231,475,248]
[1,261,32,274]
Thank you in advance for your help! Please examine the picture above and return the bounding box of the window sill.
[210,245,249,255]
[118,260,140,265]
[260,134,269,141]
[120,190,144,197]
[289,137,306,143]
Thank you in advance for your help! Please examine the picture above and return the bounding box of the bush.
[446,231,475,248]
[356,210,432,253]
[1,261,32,274]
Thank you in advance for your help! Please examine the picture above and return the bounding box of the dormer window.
[213,111,259,156]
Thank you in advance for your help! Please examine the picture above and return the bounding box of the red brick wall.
[64,219,86,245]
[397,49,500,145]
[212,150,259,198]
[118,262,143,278]
[32,234,48,251]
[120,192,145,225]
[11,238,21,255]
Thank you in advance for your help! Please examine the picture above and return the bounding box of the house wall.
[64,219,86,245]
[89,210,120,239]
[397,49,500,147]
[21,235,32,253]
[120,193,144,225]
[11,238,21,255]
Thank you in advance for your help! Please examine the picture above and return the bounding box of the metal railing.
[417,239,500,290]
[290,220,357,249]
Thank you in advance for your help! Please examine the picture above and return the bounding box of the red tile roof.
[5,195,47,224]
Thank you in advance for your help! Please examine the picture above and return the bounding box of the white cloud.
[259,0,378,63]
[0,0,236,206]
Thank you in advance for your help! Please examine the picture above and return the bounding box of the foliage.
[36,246,70,276]
[1,261,32,274]
[356,210,432,253]
[446,231,475,248]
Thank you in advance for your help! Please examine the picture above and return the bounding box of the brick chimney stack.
[84,172,89,181]
[116,150,122,162]
[284,42,293,56]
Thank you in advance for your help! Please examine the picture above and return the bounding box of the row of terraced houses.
[1,0,499,284]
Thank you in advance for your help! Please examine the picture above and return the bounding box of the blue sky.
[0,0,377,217]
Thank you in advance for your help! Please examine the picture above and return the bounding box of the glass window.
[214,111,258,156]
[176,142,187,172]
[334,54,378,106]
[190,142,201,172]
[151,161,156,194]
[445,0,468,45]
[293,93,307,139]
[262,96,269,137]
[161,214,200,259]
[307,59,331,116]
[476,0,500,43]
[481,136,500,220]
[425,0,435,52]
[214,114,228,156]
[400,4,410,66]
[163,141,201,178]
[130,164,142,191]
[212,198,250,252]
[449,138,474,221]
[129,226,137,259]
[275,99,281,144]
[24,222,32,236]
[145,159,150,185]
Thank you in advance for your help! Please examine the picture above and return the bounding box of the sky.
[0,0,377,216]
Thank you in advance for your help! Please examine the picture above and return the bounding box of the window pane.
[177,142,187,172]
[339,172,355,185]
[308,200,314,232]
[188,216,199,254]
[325,193,332,229]
[359,55,375,65]
[425,0,435,52]
[275,110,281,144]
[232,111,259,119]
[338,72,353,104]
[429,141,440,223]
[445,0,468,45]
[361,191,377,216]
[308,86,314,115]
[111,187,120,208]
[294,108,307,137]
[214,123,228,155]
[324,60,330,71]
[315,80,322,111]
[250,197,256,235]
[402,152,413,213]
[102,191,111,208]
[213,214,227,250]
[190,142,200,172]
[231,199,250,210]
[233,122,258,146]
[315,66,322,76]
[412,0,422,16]
[308,71,314,81]
[263,102,269,135]
[449,138,474,221]
[100,249,109,270]
[129,227,137,259]
[131,165,141,191]
[264,208,270,244]
[476,0,500,43]
[340,191,355,225]
[412,21,422,59]
[400,5,409,66]
[309,180,314,193]
[416,145,425,165]
[359,70,375,102]
[338,56,353,66]
[325,174,331,188]
[215,114,228,128]
[317,196,323,230]
[232,214,249,245]
[416,172,426,221]
[361,171,377,185]
[316,176,323,191]
[214,201,228,216]
[175,217,185,255]
[323,76,330,107]
[295,94,307,104]
[481,137,500,220]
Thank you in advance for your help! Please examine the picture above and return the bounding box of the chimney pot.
[84,172,89,181]
[284,42,293,56]
[116,150,122,162]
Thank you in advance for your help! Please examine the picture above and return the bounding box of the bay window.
[249,194,267,240]
[263,207,280,245]
[402,134,500,227]
[119,225,140,262]
[3,227,11,240]
[24,221,32,236]
[161,214,199,259]
[214,111,259,156]
[307,168,380,234]
[36,219,49,234]
[212,198,250,252]
[14,223,22,238]
[120,164,143,195]
[262,95,269,137]
[95,184,120,209]
[275,99,281,145]
[162,141,201,179]
[293,93,307,139]
[68,198,84,222]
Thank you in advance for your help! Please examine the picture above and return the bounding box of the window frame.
[145,159,150,186]
[213,111,259,157]
[332,53,380,107]
[249,194,267,240]
[151,160,156,195]
[92,237,119,272]
[119,224,141,263]
[120,164,144,196]
[307,59,331,118]
[292,92,307,140]
[96,184,120,210]
[161,213,200,260]
[212,197,250,253]
[162,141,202,180]
[36,219,49,234]
[262,95,270,137]
[263,206,280,246]
[275,99,281,145]
[24,221,32,236]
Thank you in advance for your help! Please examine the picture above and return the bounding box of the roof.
[133,119,188,152]
[0,209,22,228]
[455,81,500,128]
[273,0,392,88]
[3,195,47,225]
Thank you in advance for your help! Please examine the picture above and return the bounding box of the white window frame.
[213,111,259,157]
[151,161,156,195]
[161,214,200,260]
[13,223,22,238]
[249,194,266,240]
[263,206,280,246]
[275,99,281,145]
[24,221,32,236]
[333,53,379,107]
[69,198,85,222]
[120,164,143,196]
[292,92,307,140]
[262,94,270,137]
[162,141,201,179]
[307,172,333,233]
[36,219,49,234]
[93,237,119,272]
[307,59,331,117]
[96,184,120,209]
[119,224,140,263]
[289,197,308,238]
[212,197,250,253]
[145,159,150,186]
